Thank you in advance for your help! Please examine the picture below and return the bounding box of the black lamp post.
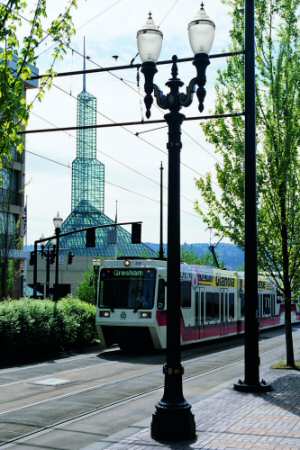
[52,212,63,302]
[137,4,215,442]
[41,242,56,298]
[32,240,38,298]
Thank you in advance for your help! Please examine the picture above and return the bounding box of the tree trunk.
[280,191,295,367]
[284,289,295,367]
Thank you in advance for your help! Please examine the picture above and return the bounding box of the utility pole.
[159,162,164,259]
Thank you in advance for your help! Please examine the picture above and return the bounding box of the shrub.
[76,270,96,304]
[0,297,97,363]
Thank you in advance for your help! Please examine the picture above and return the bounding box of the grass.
[272,361,300,370]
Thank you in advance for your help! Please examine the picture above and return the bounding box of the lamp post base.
[233,379,272,393]
[151,400,196,442]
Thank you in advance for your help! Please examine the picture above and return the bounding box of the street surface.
[0,326,299,449]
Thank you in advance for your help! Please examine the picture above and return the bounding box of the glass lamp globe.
[188,3,216,55]
[137,12,163,63]
[53,212,63,230]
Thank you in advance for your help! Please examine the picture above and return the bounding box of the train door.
[195,289,200,327]
[220,290,227,336]
[200,290,205,326]
[194,288,200,341]
[194,288,205,340]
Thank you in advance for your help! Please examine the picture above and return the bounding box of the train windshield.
[99,268,156,310]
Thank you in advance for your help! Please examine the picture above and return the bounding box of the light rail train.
[94,258,300,351]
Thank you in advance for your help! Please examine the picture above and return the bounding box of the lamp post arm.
[179,78,197,108]
[153,84,169,110]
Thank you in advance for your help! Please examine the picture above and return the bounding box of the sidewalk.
[85,369,300,450]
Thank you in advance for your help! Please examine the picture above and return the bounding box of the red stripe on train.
[157,311,281,342]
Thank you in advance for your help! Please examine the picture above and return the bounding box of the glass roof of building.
[56,200,156,258]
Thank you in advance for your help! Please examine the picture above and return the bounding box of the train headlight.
[100,311,111,318]
[124,259,131,267]
[139,311,152,319]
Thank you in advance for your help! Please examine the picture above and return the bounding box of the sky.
[24,0,234,245]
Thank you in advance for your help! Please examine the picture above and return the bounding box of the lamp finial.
[200,2,204,10]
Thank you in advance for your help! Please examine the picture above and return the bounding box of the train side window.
[259,294,263,317]
[181,281,192,308]
[220,293,224,322]
[271,294,275,316]
[228,293,235,320]
[263,294,271,316]
[157,279,166,310]
[201,292,205,324]
[206,292,220,322]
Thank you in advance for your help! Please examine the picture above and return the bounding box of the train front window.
[99,268,156,310]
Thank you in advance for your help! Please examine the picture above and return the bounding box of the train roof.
[93,258,237,277]
[93,258,276,289]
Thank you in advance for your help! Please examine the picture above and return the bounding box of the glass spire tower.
[57,39,156,259]
[71,38,105,213]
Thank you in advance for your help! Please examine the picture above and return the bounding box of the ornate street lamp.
[53,212,63,301]
[40,234,56,299]
[137,3,215,442]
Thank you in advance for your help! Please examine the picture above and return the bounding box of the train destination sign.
[113,270,144,278]
[101,269,156,279]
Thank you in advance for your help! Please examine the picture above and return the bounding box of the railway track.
[1,327,299,449]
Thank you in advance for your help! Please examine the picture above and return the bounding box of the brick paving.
[100,371,300,450]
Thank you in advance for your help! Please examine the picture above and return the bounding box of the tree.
[0,0,77,298]
[76,269,96,304]
[195,0,300,367]
[181,248,221,267]
[0,0,77,169]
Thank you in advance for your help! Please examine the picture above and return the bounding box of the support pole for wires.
[233,0,271,393]
[159,162,164,260]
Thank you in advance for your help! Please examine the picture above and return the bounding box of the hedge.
[0,297,97,362]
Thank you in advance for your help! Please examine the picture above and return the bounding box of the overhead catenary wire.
[16,3,242,166]
[18,7,232,192]
[30,110,195,205]
[16,7,243,166]
[14,2,235,236]
[158,0,181,27]
[31,80,222,182]
[183,129,221,163]
[70,49,235,162]
[36,0,127,58]
[31,51,245,80]
[77,0,126,31]
[26,150,200,220]
[135,125,168,136]
[30,47,242,167]
[23,112,244,135]
[49,64,225,169]
[34,49,244,170]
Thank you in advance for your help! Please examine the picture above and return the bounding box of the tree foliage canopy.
[196,0,300,297]
[181,248,223,267]
[0,0,77,170]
